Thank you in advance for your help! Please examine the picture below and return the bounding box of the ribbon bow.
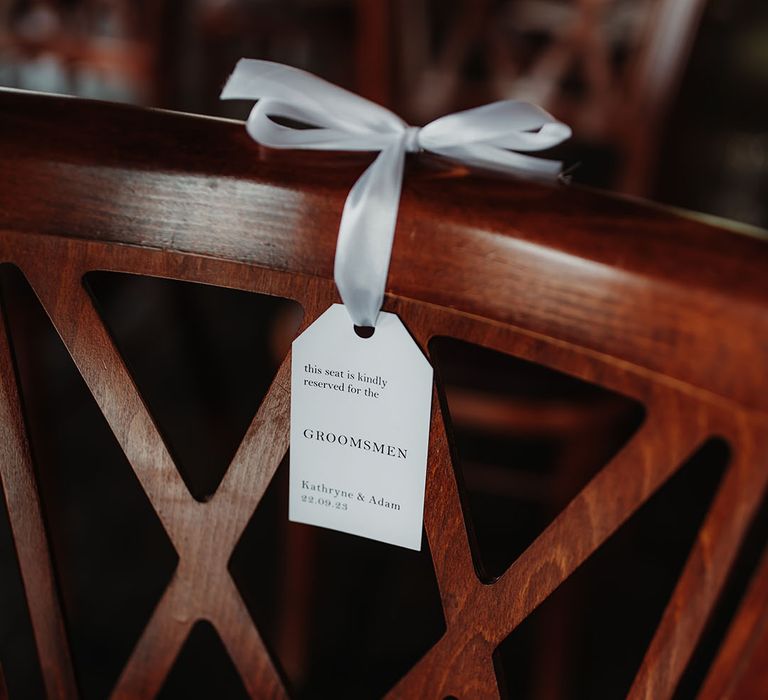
[221,59,571,327]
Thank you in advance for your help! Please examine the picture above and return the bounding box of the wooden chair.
[1,88,768,699]
[391,0,708,195]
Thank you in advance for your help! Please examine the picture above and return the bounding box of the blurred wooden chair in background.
[391,0,708,194]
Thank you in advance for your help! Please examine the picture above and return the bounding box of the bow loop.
[222,60,571,327]
[418,100,572,151]
[247,98,401,152]
[222,59,405,134]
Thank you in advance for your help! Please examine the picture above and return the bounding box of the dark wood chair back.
[1,89,768,699]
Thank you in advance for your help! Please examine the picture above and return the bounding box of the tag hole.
[354,325,375,339]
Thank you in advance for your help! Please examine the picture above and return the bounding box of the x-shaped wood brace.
[3,246,768,700]
[23,265,292,699]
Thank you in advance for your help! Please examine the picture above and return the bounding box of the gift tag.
[289,304,433,550]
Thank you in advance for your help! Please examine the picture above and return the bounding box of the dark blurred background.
[0,0,767,228]
[1,2,768,699]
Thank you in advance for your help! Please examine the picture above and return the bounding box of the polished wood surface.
[0,293,77,699]
[1,88,767,698]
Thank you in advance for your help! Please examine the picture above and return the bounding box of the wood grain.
[698,541,768,699]
[0,88,767,698]
[0,271,78,699]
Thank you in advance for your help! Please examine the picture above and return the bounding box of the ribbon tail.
[334,139,406,327]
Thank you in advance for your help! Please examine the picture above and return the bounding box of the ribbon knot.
[222,59,571,327]
[403,126,421,154]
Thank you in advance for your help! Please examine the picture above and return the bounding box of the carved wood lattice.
[0,229,766,699]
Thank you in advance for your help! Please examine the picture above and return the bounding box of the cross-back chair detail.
[1,89,768,699]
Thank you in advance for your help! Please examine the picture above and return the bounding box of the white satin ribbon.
[221,59,571,327]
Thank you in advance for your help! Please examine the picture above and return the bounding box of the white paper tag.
[289,304,433,550]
